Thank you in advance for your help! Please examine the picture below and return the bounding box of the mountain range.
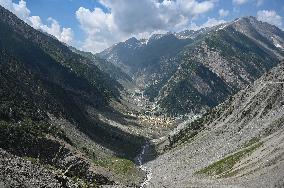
[1,3,284,188]
[100,16,284,115]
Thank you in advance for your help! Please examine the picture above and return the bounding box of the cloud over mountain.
[257,10,283,29]
[0,0,73,44]
[76,0,218,52]
[1,0,282,53]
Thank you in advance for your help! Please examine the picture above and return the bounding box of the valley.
[96,15,284,188]
[1,3,284,188]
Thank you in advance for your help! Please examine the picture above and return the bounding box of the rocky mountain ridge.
[99,16,284,115]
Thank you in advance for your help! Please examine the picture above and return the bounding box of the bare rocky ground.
[0,148,79,188]
[141,62,284,188]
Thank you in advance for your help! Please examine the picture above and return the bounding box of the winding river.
[136,142,153,188]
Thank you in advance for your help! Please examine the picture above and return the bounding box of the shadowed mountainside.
[0,5,147,187]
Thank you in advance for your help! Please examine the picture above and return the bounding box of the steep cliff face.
[100,17,284,115]
[145,61,284,187]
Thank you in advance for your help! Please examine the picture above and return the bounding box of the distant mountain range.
[99,16,284,115]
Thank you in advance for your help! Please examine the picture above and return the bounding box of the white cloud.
[201,18,226,28]
[29,16,42,28]
[0,0,73,44]
[232,0,264,6]
[76,7,122,53]
[13,0,30,21]
[257,10,282,28]
[219,9,229,18]
[189,18,226,30]
[0,0,30,21]
[233,0,249,5]
[60,28,74,44]
[76,0,217,52]
[34,17,74,44]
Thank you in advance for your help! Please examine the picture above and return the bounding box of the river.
[136,141,153,188]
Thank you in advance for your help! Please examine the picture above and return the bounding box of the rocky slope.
[0,5,147,187]
[144,61,284,187]
[0,148,76,188]
[99,17,284,115]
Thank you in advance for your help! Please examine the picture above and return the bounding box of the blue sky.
[25,0,107,43]
[1,0,284,52]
